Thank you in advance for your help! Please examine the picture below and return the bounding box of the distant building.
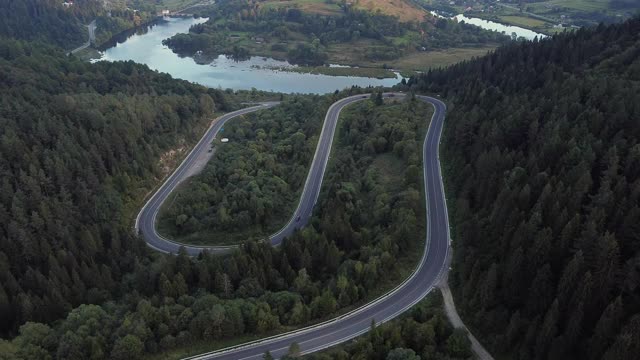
[161,9,170,16]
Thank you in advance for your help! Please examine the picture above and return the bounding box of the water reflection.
[453,14,546,40]
[95,17,403,94]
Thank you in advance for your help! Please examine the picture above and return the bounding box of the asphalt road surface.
[68,20,96,55]
[137,93,451,359]
[135,103,280,255]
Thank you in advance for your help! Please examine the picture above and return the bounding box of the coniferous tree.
[407,16,640,360]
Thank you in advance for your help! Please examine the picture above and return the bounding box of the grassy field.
[260,0,343,15]
[155,0,204,11]
[535,0,611,12]
[259,0,427,21]
[353,0,426,22]
[375,45,497,71]
[323,39,497,71]
[73,46,102,61]
[499,15,549,28]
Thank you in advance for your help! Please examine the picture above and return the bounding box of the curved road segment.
[68,20,96,55]
[136,103,279,255]
[137,93,451,359]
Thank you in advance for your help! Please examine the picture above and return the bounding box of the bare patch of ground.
[158,144,187,178]
[185,145,217,178]
[439,274,495,360]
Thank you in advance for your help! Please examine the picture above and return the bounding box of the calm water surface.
[454,14,546,40]
[96,17,403,94]
[429,11,545,40]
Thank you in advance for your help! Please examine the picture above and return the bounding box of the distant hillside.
[349,0,426,22]
[0,0,155,51]
[0,0,93,48]
[165,0,507,71]
[260,0,427,22]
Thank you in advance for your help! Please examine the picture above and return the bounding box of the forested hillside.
[158,97,326,245]
[406,17,640,360]
[306,294,472,360]
[0,0,154,50]
[0,84,437,359]
[0,0,94,48]
[165,0,507,69]
[0,37,230,336]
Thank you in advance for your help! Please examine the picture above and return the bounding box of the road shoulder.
[438,277,495,360]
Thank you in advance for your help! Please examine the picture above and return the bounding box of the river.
[453,14,546,40]
[429,11,545,40]
[95,17,403,94]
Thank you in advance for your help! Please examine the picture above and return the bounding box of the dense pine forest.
[0,0,93,48]
[3,0,640,358]
[406,17,640,360]
[158,97,326,245]
[0,0,154,50]
[306,294,471,360]
[0,37,230,336]
[0,61,435,358]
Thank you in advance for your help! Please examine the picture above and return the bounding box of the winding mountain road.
[136,93,451,359]
[68,20,96,55]
[136,103,279,255]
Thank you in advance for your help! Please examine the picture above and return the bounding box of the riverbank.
[72,16,168,61]
[461,12,567,36]
[91,11,505,81]
[421,0,630,36]
[265,65,399,79]
[96,17,405,93]
[162,2,510,76]
[183,39,499,79]
[97,17,169,52]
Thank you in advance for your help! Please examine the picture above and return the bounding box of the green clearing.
[535,0,611,12]
[260,0,343,15]
[151,0,203,11]
[387,46,497,71]
[324,41,498,72]
[499,15,550,28]
[72,46,102,61]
